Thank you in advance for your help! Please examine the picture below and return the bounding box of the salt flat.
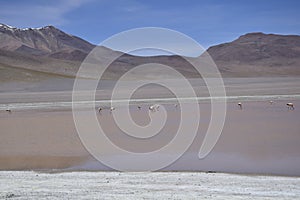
[0,171,299,199]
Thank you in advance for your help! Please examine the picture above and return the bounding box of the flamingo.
[238,102,242,110]
[287,103,294,110]
[174,104,178,109]
[97,107,103,115]
[149,104,160,112]
[110,107,115,113]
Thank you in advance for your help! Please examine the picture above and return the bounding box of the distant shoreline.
[1,94,300,111]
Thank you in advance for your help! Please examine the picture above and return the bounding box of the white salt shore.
[0,171,299,199]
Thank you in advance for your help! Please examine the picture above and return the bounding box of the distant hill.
[0,24,94,58]
[207,32,300,76]
[0,23,104,79]
[1,23,300,79]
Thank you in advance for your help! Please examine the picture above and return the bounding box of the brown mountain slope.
[207,32,300,76]
[0,24,94,55]
[1,23,300,78]
[0,24,102,78]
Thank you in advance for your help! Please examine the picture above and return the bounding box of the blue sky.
[1,0,300,49]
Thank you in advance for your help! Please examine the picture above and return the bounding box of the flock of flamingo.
[97,104,162,114]
[2,101,295,114]
[237,101,294,110]
[97,101,295,114]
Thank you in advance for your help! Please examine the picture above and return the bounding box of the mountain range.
[1,23,300,81]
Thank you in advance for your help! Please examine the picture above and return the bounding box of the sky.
[1,0,300,51]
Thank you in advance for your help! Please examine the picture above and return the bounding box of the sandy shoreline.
[1,77,300,104]
[0,98,299,176]
[0,95,299,113]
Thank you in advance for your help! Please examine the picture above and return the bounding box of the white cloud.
[0,0,93,28]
